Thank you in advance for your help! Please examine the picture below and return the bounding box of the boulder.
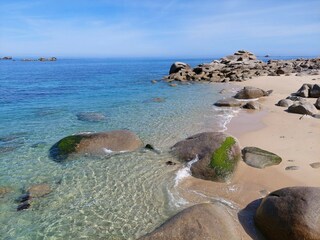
[242,147,282,168]
[140,203,240,240]
[214,98,243,107]
[310,84,320,98]
[287,102,318,115]
[234,86,271,99]
[276,99,293,107]
[169,62,191,74]
[255,187,320,240]
[242,101,261,110]
[49,130,143,161]
[296,84,311,97]
[76,112,107,122]
[171,132,241,182]
[315,97,320,109]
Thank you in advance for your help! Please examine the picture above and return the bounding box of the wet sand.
[175,74,320,239]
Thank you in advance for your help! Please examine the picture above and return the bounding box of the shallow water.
[0,58,241,239]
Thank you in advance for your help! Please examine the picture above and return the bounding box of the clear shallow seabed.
[0,57,299,239]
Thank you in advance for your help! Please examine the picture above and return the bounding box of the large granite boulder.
[287,102,318,115]
[214,98,243,107]
[242,147,282,168]
[49,130,143,161]
[234,86,271,99]
[140,203,240,240]
[255,187,320,240]
[169,62,191,74]
[171,132,241,182]
[296,84,311,98]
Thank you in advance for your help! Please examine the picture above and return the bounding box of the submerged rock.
[140,203,240,240]
[171,132,241,182]
[76,112,107,122]
[49,130,143,161]
[0,186,12,197]
[17,201,31,211]
[27,184,51,198]
[242,147,282,169]
[255,187,320,240]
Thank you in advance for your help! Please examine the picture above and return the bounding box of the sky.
[0,0,320,57]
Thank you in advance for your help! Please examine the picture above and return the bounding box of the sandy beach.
[174,74,320,239]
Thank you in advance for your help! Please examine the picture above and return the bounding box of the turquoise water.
[0,58,239,239]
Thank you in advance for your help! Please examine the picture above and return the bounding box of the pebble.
[285,166,300,170]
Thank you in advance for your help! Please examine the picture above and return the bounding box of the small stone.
[165,161,176,166]
[169,83,177,87]
[285,166,300,170]
[151,80,157,84]
[17,201,31,211]
[310,162,320,169]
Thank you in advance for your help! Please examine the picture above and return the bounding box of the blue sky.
[0,0,320,57]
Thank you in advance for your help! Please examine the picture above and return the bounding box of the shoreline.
[171,74,320,239]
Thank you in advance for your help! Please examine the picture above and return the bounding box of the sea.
[0,56,302,239]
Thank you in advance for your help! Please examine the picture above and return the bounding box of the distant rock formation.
[1,56,12,60]
[21,57,57,62]
[164,50,320,83]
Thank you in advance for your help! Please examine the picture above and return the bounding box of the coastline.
[171,74,320,239]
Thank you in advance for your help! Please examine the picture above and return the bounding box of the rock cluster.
[1,56,12,60]
[164,50,320,83]
[277,83,320,117]
[21,57,57,62]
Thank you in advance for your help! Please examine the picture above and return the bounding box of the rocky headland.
[164,50,320,83]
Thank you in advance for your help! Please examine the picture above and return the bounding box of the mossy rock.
[49,130,143,162]
[242,147,282,168]
[210,137,238,180]
[171,132,241,182]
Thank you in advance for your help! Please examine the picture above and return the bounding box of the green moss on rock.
[57,135,83,155]
[210,137,237,178]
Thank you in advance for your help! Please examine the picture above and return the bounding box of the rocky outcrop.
[1,56,12,60]
[164,50,320,83]
[171,132,241,182]
[169,62,191,74]
[242,147,282,168]
[287,102,318,115]
[140,203,240,240]
[76,112,107,122]
[255,187,320,240]
[234,86,271,99]
[49,130,143,161]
